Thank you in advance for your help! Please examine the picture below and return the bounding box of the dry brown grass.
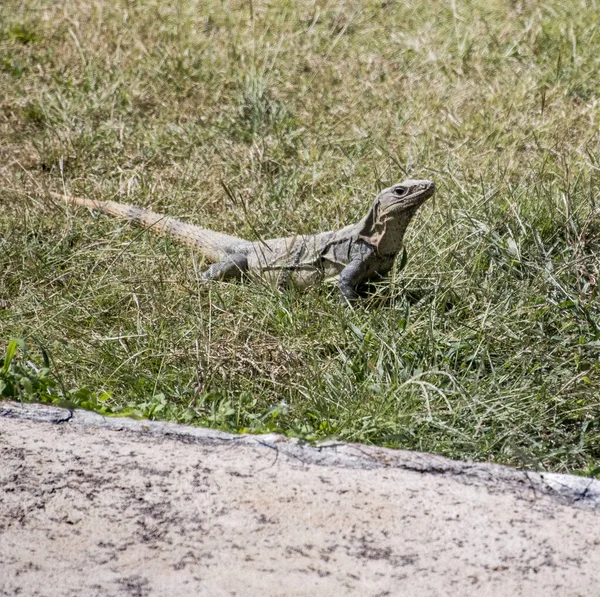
[1,0,600,473]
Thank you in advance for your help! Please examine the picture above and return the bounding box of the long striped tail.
[51,192,249,262]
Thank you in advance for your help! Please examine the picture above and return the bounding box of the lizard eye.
[393,186,407,196]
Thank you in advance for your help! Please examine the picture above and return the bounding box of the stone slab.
[1,401,599,596]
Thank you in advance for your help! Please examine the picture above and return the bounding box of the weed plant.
[1,0,599,473]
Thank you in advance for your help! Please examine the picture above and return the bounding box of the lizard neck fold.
[357,200,416,255]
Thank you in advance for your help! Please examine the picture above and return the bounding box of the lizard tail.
[51,192,249,262]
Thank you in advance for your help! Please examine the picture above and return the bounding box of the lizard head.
[378,179,436,213]
[358,179,435,253]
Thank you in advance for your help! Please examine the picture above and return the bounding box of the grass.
[1,0,599,474]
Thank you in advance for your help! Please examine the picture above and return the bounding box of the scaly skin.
[51,179,435,302]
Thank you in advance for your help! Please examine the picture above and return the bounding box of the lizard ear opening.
[357,198,385,248]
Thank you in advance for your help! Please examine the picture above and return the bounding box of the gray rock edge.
[3,399,599,509]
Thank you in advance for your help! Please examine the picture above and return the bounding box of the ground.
[2,401,600,596]
[1,0,600,472]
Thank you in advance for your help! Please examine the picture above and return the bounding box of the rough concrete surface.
[1,401,600,597]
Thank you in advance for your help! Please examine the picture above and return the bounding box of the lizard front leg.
[338,242,378,304]
[201,253,248,281]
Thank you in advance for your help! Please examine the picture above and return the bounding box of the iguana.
[50,179,434,302]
